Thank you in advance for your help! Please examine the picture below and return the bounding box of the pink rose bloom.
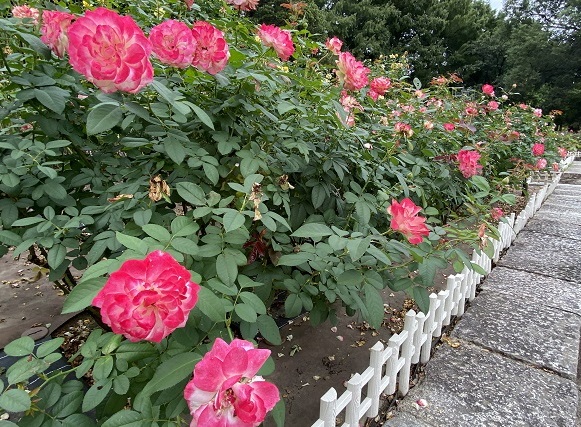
[92,251,200,342]
[257,24,294,61]
[191,21,230,74]
[558,147,568,158]
[12,5,39,24]
[536,158,547,169]
[370,77,391,96]
[67,8,153,93]
[368,90,379,101]
[533,108,542,117]
[443,123,455,131]
[482,84,494,96]
[150,20,196,68]
[394,122,413,137]
[325,36,342,54]
[464,103,478,116]
[532,143,545,156]
[491,207,503,221]
[336,52,370,91]
[457,149,482,178]
[40,10,76,57]
[184,0,194,8]
[226,0,260,11]
[424,120,434,130]
[185,338,280,427]
[487,100,499,111]
[387,198,430,245]
[519,103,528,110]
[552,162,560,172]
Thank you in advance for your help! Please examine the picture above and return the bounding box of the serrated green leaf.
[86,104,122,135]
[36,338,64,358]
[291,223,333,239]
[176,182,205,206]
[115,232,148,254]
[234,303,257,322]
[141,352,201,395]
[101,410,143,427]
[216,253,237,285]
[284,294,302,318]
[257,314,281,345]
[4,336,34,356]
[364,284,384,329]
[411,286,430,313]
[196,287,226,322]
[223,210,245,233]
[62,277,106,314]
[82,379,112,412]
[0,389,31,412]
[142,224,171,243]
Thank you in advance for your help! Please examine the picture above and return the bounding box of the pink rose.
[552,162,560,172]
[491,207,503,221]
[487,100,499,111]
[533,108,542,117]
[325,36,342,54]
[464,103,478,116]
[92,251,200,342]
[191,21,230,75]
[184,0,194,8]
[387,198,430,245]
[457,149,482,178]
[226,0,260,11]
[532,143,545,156]
[370,77,391,96]
[424,120,434,130]
[336,52,370,91]
[394,122,413,137]
[443,123,455,131]
[257,24,294,61]
[482,84,494,96]
[12,5,39,24]
[40,10,76,57]
[536,158,547,169]
[558,147,568,158]
[185,338,280,427]
[67,8,153,93]
[150,20,196,68]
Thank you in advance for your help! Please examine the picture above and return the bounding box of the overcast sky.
[489,0,503,10]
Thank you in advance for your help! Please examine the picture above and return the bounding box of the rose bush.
[0,0,579,426]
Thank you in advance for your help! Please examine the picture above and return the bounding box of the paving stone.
[384,343,578,427]
[451,290,581,380]
[481,267,581,316]
[498,230,581,283]
[383,412,435,427]
[526,217,581,238]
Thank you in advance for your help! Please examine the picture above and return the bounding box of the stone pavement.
[385,162,581,427]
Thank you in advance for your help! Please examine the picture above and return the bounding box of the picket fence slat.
[310,159,572,427]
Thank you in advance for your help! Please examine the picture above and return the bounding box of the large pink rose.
[150,20,196,68]
[481,84,494,96]
[40,10,76,57]
[67,7,153,93]
[336,52,370,91]
[457,149,482,178]
[185,338,280,427]
[532,143,545,156]
[257,24,294,61]
[325,36,342,55]
[191,21,230,75]
[92,250,200,342]
[226,0,259,11]
[387,199,430,245]
[12,5,39,25]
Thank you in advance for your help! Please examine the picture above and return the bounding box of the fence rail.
[310,161,569,427]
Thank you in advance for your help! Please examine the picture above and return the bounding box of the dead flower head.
[248,182,263,221]
[277,174,295,191]
[107,194,134,203]
[149,175,170,202]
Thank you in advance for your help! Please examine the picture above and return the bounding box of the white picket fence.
[310,161,570,427]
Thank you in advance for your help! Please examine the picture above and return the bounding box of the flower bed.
[0,1,579,426]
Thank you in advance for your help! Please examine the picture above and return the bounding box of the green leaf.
[82,259,121,281]
[471,262,487,276]
[176,182,205,206]
[115,232,148,254]
[18,32,51,59]
[36,338,64,358]
[0,389,31,412]
[164,138,186,164]
[418,259,438,287]
[141,353,201,395]
[133,210,152,227]
[82,380,112,412]
[142,224,171,243]
[223,210,246,233]
[285,294,302,318]
[86,104,122,135]
[216,253,238,285]
[101,410,143,427]
[62,277,106,314]
[311,185,327,209]
[269,398,286,427]
[171,216,199,237]
[366,245,391,266]
[34,88,65,114]
[257,315,282,345]
[11,217,44,227]
[276,252,313,267]
[347,236,372,262]
[364,284,384,329]
[4,336,34,356]
[234,303,257,322]
[0,230,22,246]
[113,375,130,395]
[239,292,266,314]
[291,223,333,239]
[471,175,490,192]
[170,237,199,256]
[92,356,114,380]
[411,286,430,313]
[48,244,67,269]
[196,287,226,322]
[191,104,214,130]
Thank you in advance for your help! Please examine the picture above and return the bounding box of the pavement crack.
[522,228,581,242]
[498,265,581,286]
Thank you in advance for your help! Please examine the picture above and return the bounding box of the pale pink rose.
[338,91,362,126]
[325,36,342,54]
[533,108,542,117]
[491,207,503,221]
[12,5,39,24]
[184,0,194,8]
[552,162,560,171]
[370,77,391,95]
[40,10,76,57]
[226,0,260,11]
[532,143,545,156]
[558,147,568,158]
[464,103,478,116]
[519,103,528,110]
[457,149,482,178]
[20,123,33,132]
[536,158,547,169]
[401,104,414,113]
[482,84,494,96]
[336,52,370,91]
[67,8,153,93]
[443,123,455,131]
[191,21,230,74]
[487,100,499,111]
[150,20,196,68]
[257,24,294,61]
[424,120,434,130]
[368,90,379,101]
[185,338,280,427]
[387,198,430,245]
[92,251,200,342]
[415,90,426,98]
[394,122,413,137]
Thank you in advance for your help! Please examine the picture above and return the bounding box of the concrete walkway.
[385,162,581,427]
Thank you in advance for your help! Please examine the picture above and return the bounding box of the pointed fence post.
[366,342,384,418]
[420,294,439,363]
[398,311,417,396]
